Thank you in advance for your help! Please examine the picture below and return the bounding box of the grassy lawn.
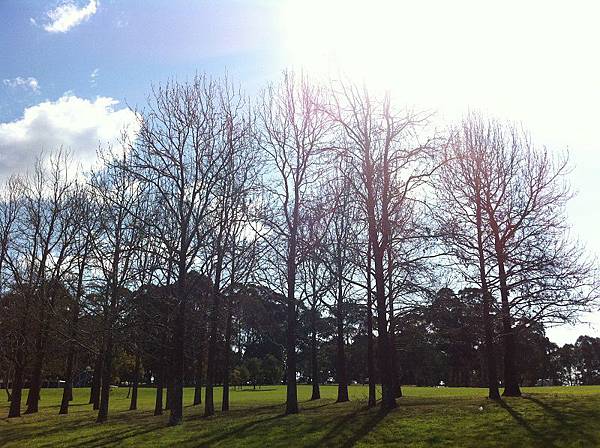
[1,385,600,447]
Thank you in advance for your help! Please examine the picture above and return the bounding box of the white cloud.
[0,94,137,178]
[43,0,98,33]
[3,77,40,93]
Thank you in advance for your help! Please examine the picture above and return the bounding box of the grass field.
[1,385,600,447]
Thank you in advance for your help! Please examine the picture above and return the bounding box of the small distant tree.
[262,354,284,385]
[246,357,262,389]
[230,368,241,391]
[238,365,250,389]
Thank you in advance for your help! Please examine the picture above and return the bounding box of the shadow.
[307,405,390,448]
[235,388,277,392]
[195,413,287,447]
[497,399,562,448]
[61,424,164,448]
[522,395,566,421]
[301,401,336,412]
[523,395,599,446]
[339,408,390,448]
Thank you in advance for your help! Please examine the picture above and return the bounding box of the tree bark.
[475,192,500,400]
[222,298,233,411]
[129,350,141,410]
[285,193,300,415]
[310,304,320,401]
[168,299,185,425]
[489,221,521,397]
[154,367,164,416]
[366,244,377,408]
[205,260,223,417]
[387,247,402,399]
[90,350,103,409]
[335,272,348,403]
[193,346,203,406]
[365,169,396,409]
[60,295,82,415]
[59,347,75,414]
[96,333,113,423]
[25,326,47,414]
[8,348,25,418]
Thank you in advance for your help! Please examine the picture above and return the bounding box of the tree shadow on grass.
[498,400,557,448]
[40,424,165,448]
[236,388,277,392]
[307,405,390,448]
[194,413,287,447]
[522,395,599,446]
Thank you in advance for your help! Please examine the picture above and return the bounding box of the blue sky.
[1,0,284,121]
[1,0,600,344]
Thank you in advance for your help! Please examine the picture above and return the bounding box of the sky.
[1,0,599,345]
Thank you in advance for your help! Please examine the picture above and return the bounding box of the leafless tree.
[480,121,597,396]
[125,74,230,424]
[324,81,435,409]
[436,115,598,397]
[89,151,147,423]
[256,72,329,414]
[7,151,80,415]
[434,116,502,399]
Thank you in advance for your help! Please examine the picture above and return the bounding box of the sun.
[280,0,408,89]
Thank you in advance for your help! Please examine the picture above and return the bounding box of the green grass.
[1,385,600,447]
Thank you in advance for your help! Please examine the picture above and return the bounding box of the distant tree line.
[0,72,597,424]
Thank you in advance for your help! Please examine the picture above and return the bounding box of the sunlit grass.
[1,385,599,447]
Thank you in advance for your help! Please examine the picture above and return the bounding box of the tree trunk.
[205,255,224,417]
[490,226,521,397]
[204,294,219,417]
[168,300,185,425]
[285,200,299,415]
[336,273,349,403]
[310,304,320,401]
[4,367,12,401]
[387,247,402,399]
[165,375,172,410]
[193,348,203,406]
[475,192,501,400]
[285,279,298,413]
[222,299,233,412]
[129,350,141,410]
[482,292,500,399]
[90,351,103,409]
[96,333,113,423]
[154,367,164,416]
[372,245,396,409]
[59,347,75,414]
[25,329,46,414]
[500,309,521,396]
[8,349,25,418]
[366,244,376,408]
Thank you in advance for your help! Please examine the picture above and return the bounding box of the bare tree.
[480,121,597,396]
[325,81,435,409]
[436,116,598,397]
[10,151,79,415]
[59,184,95,414]
[257,72,329,414]
[90,151,146,423]
[434,116,502,399]
[125,75,228,425]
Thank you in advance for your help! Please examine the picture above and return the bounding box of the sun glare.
[281,0,407,87]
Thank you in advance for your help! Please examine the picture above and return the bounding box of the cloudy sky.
[1,0,599,344]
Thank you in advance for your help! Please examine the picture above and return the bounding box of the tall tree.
[126,75,229,424]
[257,72,329,414]
[90,152,146,423]
[325,82,434,409]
